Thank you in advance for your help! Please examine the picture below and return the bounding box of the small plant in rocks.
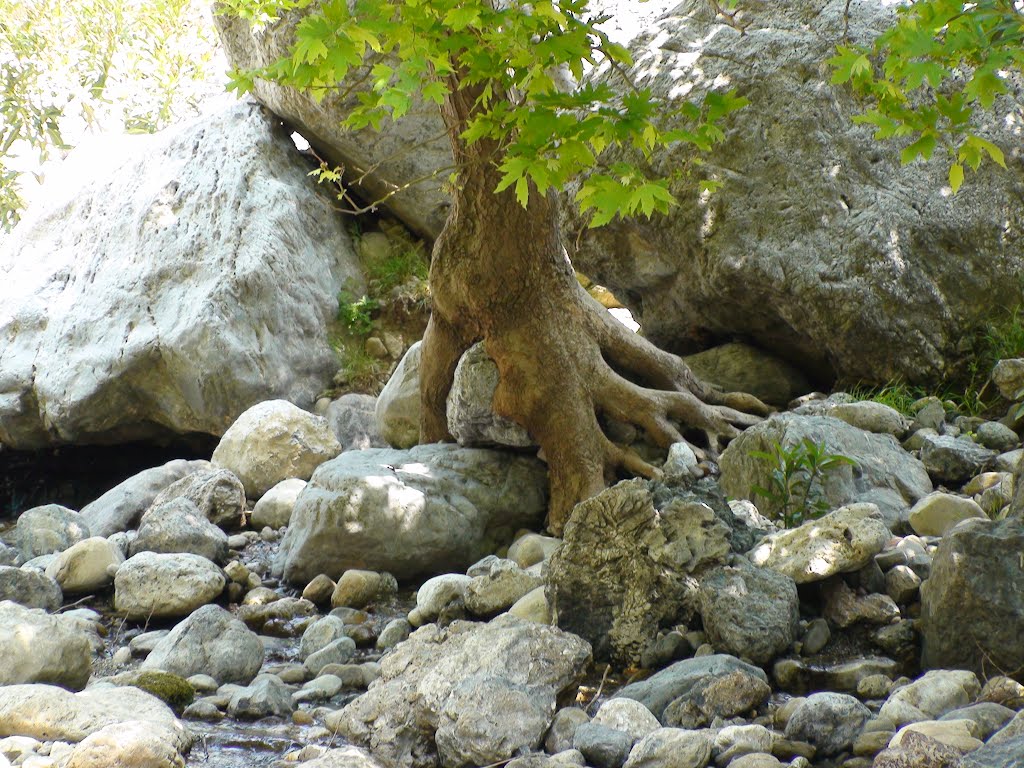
[750,439,857,528]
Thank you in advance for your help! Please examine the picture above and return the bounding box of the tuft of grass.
[365,244,429,297]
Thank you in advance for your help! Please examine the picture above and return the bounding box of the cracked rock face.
[0,99,364,449]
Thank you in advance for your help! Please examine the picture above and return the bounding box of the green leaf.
[421,80,447,106]
[948,162,964,193]
[443,6,481,31]
[964,135,1007,168]
[829,46,872,84]
[900,133,936,164]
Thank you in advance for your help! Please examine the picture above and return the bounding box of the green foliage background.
[0,0,221,231]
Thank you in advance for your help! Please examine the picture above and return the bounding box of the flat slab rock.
[275,444,548,584]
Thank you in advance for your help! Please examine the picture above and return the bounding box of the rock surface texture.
[566,0,1024,386]
[276,444,548,584]
[0,100,363,449]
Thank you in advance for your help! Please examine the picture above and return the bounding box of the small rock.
[227,674,294,719]
[592,699,660,743]
[908,492,987,537]
[573,722,633,768]
[877,670,981,728]
[305,638,357,676]
[919,434,997,485]
[823,578,900,628]
[415,574,472,622]
[376,618,412,651]
[713,725,773,765]
[331,569,398,609]
[885,565,922,604]
[507,533,562,569]
[890,719,983,752]
[801,618,830,655]
[45,537,124,594]
[623,728,711,768]
[546,708,591,754]
[250,478,307,529]
[15,505,90,560]
[975,421,1019,452]
[508,586,551,624]
[785,692,871,756]
[301,574,337,606]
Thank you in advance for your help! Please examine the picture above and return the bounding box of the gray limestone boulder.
[326,393,388,452]
[720,413,932,529]
[131,497,229,563]
[142,604,265,684]
[615,654,770,725]
[547,478,734,666]
[566,0,1024,387]
[0,101,364,449]
[0,601,95,689]
[211,399,342,499]
[920,518,1024,677]
[959,735,1024,768]
[114,551,225,620]
[14,504,90,560]
[275,444,547,584]
[0,566,62,611]
[79,459,210,538]
[696,557,799,664]
[214,11,451,240]
[149,468,246,530]
[325,615,591,768]
[375,341,423,449]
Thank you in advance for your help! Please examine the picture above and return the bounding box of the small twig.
[585,664,612,714]
[56,594,97,612]
[707,0,752,35]
[842,0,852,41]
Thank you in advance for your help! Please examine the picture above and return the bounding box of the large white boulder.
[0,99,364,449]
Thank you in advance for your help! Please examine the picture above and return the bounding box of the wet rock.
[547,479,732,665]
[299,745,390,768]
[130,498,229,563]
[720,414,932,528]
[300,616,350,660]
[615,654,769,725]
[920,517,1024,676]
[573,722,633,768]
[919,434,997,485]
[0,602,94,689]
[80,459,209,537]
[622,728,711,768]
[908,492,986,537]
[237,596,318,634]
[696,557,798,664]
[227,674,294,719]
[211,399,341,499]
[142,604,265,684]
[437,675,556,768]
[114,551,225,619]
[327,616,591,768]
[277,444,547,584]
[14,505,90,560]
[749,503,891,584]
[784,692,870,756]
[251,478,307,530]
[305,638,357,676]
[0,566,62,611]
[150,468,246,530]
[877,670,981,728]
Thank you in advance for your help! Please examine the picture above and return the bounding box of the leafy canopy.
[220,0,748,226]
[830,0,1022,193]
[0,0,220,231]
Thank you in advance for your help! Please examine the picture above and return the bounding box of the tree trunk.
[420,81,765,535]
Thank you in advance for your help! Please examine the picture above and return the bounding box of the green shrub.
[750,439,856,529]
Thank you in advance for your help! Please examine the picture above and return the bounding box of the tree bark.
[420,80,765,535]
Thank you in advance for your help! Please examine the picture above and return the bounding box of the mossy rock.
[128,670,195,710]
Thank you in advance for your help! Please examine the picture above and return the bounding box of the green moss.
[129,670,195,711]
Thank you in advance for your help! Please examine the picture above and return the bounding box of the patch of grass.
[337,292,379,336]
[365,243,429,297]
[983,304,1024,363]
